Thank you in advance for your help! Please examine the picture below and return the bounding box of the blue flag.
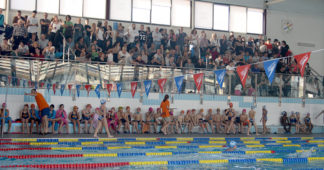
[144,80,152,96]
[76,85,81,97]
[47,83,51,92]
[34,82,38,89]
[174,76,184,93]
[116,83,122,98]
[263,59,279,84]
[60,84,65,96]
[214,69,226,89]
[23,79,26,88]
[95,84,101,99]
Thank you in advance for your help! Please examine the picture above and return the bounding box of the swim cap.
[170,111,173,115]
[242,109,246,112]
[2,103,6,107]
[229,141,237,148]
[262,105,266,109]
[31,104,35,108]
[149,107,153,112]
[100,99,106,105]
[229,102,233,107]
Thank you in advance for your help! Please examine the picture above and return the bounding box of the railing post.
[279,74,282,107]
[302,76,306,107]
[254,73,257,106]
[63,38,66,63]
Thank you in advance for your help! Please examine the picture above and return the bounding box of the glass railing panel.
[305,75,323,99]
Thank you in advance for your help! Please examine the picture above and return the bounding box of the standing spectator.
[96,21,105,49]
[26,11,39,41]
[12,20,27,50]
[105,25,114,47]
[169,29,177,49]
[210,33,219,50]
[83,19,91,47]
[138,25,146,49]
[40,13,50,37]
[219,35,227,55]
[128,23,138,46]
[0,9,5,35]
[177,27,187,53]
[280,40,290,57]
[189,29,198,59]
[12,10,25,25]
[146,27,153,48]
[116,23,125,47]
[63,15,73,39]
[74,18,84,43]
[152,27,162,50]
[90,23,97,43]
[49,16,61,43]
[199,31,209,61]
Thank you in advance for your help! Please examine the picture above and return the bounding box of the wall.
[1,87,324,127]
[266,9,324,76]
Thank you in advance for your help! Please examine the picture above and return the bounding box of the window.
[195,1,213,29]
[213,4,229,31]
[171,0,191,27]
[83,0,106,19]
[110,0,131,21]
[37,0,59,14]
[60,0,83,17]
[151,0,171,25]
[247,8,263,34]
[132,0,151,23]
[0,0,6,9]
[230,6,247,33]
[11,0,35,11]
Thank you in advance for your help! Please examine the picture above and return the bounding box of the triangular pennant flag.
[144,80,152,97]
[76,85,81,98]
[131,82,137,98]
[193,73,204,92]
[85,85,91,96]
[95,84,101,99]
[60,84,65,96]
[236,64,251,88]
[214,69,226,89]
[263,59,279,84]
[174,76,184,93]
[16,78,20,87]
[28,80,32,87]
[158,79,167,94]
[47,83,51,92]
[68,84,73,95]
[23,80,26,88]
[294,52,311,77]
[52,84,56,94]
[116,83,122,98]
[40,82,45,88]
[7,76,11,85]
[34,82,38,89]
[106,84,112,97]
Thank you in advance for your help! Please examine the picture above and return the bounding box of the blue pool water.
[1,137,324,170]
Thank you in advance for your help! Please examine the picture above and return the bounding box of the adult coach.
[25,89,49,135]
[160,94,170,135]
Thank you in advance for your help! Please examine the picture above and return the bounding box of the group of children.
[280,111,314,134]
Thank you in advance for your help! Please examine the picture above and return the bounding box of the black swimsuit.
[22,111,29,119]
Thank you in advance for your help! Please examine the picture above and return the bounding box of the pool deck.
[1,133,323,138]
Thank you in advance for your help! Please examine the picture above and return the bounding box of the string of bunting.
[3,49,323,99]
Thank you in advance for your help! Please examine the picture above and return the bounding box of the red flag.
[106,84,112,96]
[17,78,20,86]
[158,79,167,94]
[237,64,251,88]
[52,84,56,94]
[131,82,137,98]
[40,82,45,88]
[7,76,11,85]
[28,81,32,87]
[294,52,311,77]
[193,73,204,92]
[68,84,73,95]
[85,85,91,96]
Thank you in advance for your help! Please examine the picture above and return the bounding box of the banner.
[60,84,65,96]
[68,84,73,95]
[158,78,167,94]
[214,69,226,89]
[263,59,279,84]
[76,85,81,97]
[144,80,152,96]
[193,73,204,92]
[236,64,251,88]
[116,83,122,98]
[85,84,91,96]
[106,84,112,97]
[52,84,56,94]
[95,84,101,99]
[130,82,137,98]
[294,52,311,77]
[47,83,51,92]
[174,76,184,93]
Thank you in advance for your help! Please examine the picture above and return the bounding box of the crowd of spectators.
[0,10,302,73]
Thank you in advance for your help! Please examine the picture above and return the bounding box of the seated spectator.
[68,106,81,134]
[33,48,44,61]
[15,41,29,57]
[29,104,40,134]
[42,41,55,60]
[29,41,39,56]
[118,46,131,64]
[20,104,30,134]
[81,104,93,134]
[151,48,163,65]
[106,49,115,64]
[56,104,69,134]
[280,111,291,134]
[38,34,49,50]
[1,38,12,55]
[75,37,87,57]
[98,52,107,63]
[0,103,12,134]
[134,55,145,65]
[184,58,195,69]
[304,113,313,133]
[196,58,206,69]
[90,45,99,61]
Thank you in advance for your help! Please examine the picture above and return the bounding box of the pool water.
[0,137,324,169]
